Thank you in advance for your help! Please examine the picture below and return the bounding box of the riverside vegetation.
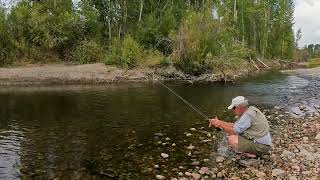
[0,0,297,79]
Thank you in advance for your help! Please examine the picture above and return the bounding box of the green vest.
[241,106,270,141]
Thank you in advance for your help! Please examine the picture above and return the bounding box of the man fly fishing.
[157,80,271,166]
[209,96,272,165]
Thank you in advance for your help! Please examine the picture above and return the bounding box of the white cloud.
[294,0,320,47]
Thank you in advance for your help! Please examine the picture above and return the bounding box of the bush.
[171,9,252,75]
[71,40,106,64]
[105,35,145,68]
[171,11,221,74]
[307,58,320,68]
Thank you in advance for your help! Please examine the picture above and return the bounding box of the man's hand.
[209,117,222,128]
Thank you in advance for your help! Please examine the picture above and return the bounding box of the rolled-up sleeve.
[234,114,252,134]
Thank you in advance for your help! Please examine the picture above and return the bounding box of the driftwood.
[256,58,271,69]
[277,59,299,65]
[250,57,260,71]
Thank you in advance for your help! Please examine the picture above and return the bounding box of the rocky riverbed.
[77,106,319,180]
[143,69,320,180]
[149,109,320,180]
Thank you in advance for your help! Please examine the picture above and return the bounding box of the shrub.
[105,35,145,68]
[307,58,320,68]
[71,40,106,64]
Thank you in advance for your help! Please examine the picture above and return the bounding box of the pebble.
[216,156,225,163]
[272,169,285,177]
[186,144,195,150]
[178,172,183,176]
[292,165,300,171]
[301,170,312,175]
[191,173,201,180]
[302,123,308,128]
[289,176,298,180]
[185,172,191,176]
[199,167,210,175]
[161,153,169,158]
[255,171,266,178]
[165,137,171,141]
[190,128,196,131]
[191,161,200,166]
[217,172,223,177]
[156,175,166,180]
[203,159,210,162]
[315,133,320,140]
[154,165,159,169]
[171,143,176,146]
[281,150,295,160]
[186,133,192,137]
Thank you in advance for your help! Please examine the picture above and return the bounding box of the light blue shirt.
[234,114,272,145]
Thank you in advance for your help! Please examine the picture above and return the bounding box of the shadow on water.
[0,71,318,179]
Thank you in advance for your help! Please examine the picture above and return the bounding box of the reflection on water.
[0,72,317,179]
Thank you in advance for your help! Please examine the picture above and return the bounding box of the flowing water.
[0,71,319,179]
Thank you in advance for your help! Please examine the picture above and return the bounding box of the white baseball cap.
[228,96,248,110]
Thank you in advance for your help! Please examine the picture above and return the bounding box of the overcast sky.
[294,0,320,47]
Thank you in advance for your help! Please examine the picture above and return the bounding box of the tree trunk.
[108,0,112,42]
[253,18,256,51]
[139,0,143,22]
[262,2,268,59]
[108,19,112,41]
[233,0,237,22]
[241,0,245,45]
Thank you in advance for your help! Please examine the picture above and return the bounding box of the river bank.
[0,59,302,86]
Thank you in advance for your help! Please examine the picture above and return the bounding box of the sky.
[1,0,319,47]
[294,0,320,47]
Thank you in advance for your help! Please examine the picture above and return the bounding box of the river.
[0,71,319,179]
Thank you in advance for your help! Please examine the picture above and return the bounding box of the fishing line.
[156,78,210,120]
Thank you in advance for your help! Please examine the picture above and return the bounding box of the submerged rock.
[216,156,225,163]
[186,144,195,150]
[191,161,200,166]
[154,133,164,137]
[191,173,201,180]
[161,153,169,159]
[156,175,166,180]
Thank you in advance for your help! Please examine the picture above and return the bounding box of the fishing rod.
[153,77,221,130]
[156,79,210,120]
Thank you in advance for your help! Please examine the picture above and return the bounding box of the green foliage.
[0,0,296,72]
[70,40,106,64]
[307,58,320,68]
[105,35,143,68]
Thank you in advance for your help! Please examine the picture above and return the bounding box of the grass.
[307,58,320,68]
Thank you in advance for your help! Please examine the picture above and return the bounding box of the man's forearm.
[219,121,237,135]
